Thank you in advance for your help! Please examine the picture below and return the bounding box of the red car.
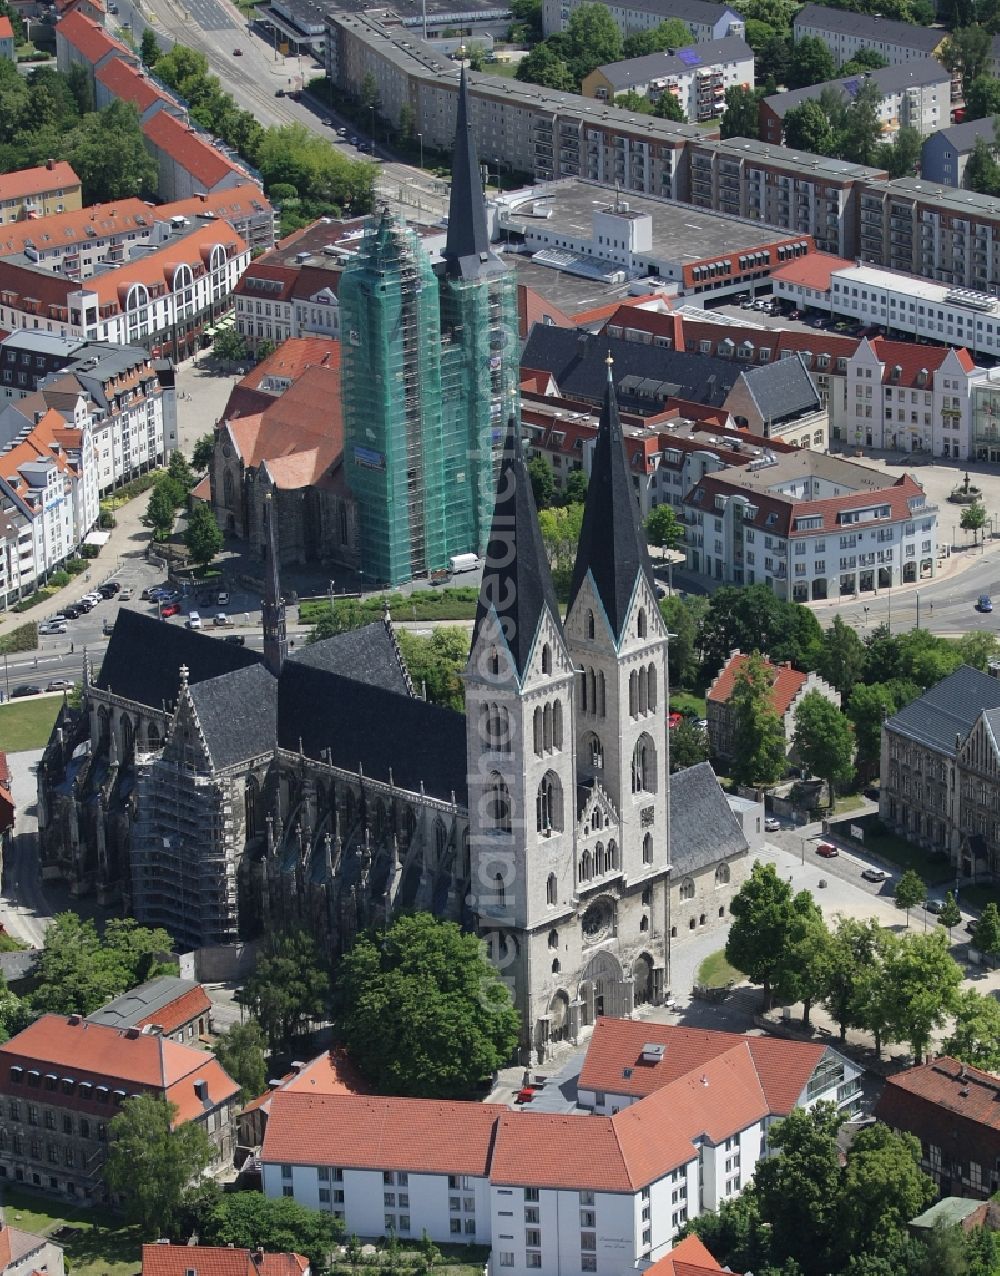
[160,602,181,618]
[816,842,839,858]
[667,712,683,730]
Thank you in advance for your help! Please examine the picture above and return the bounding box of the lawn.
[0,695,62,752]
[669,691,706,718]
[298,587,480,628]
[696,950,742,988]
[2,1186,141,1276]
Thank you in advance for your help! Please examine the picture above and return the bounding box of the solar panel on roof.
[677,48,701,65]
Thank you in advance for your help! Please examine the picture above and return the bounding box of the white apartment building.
[682,450,938,600]
[791,3,946,68]
[260,1021,860,1276]
[542,0,744,42]
[582,38,754,123]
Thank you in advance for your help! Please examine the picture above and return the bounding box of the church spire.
[262,493,287,677]
[568,355,656,644]
[443,67,498,280]
[471,412,562,681]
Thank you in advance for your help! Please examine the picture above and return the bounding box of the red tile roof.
[867,336,973,383]
[137,984,211,1037]
[96,58,170,112]
[235,338,340,394]
[57,8,134,65]
[0,163,81,207]
[0,408,81,507]
[143,1244,309,1276]
[644,1235,737,1276]
[261,1091,505,1176]
[242,1048,368,1118]
[578,1019,825,1115]
[87,220,246,306]
[0,198,151,258]
[517,283,572,337]
[875,1056,1000,1171]
[158,184,271,226]
[142,112,244,190]
[0,17,14,38]
[707,652,808,716]
[226,362,342,490]
[771,253,853,293]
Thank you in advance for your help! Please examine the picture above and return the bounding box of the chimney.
[67,1014,81,1026]
[124,1027,140,1039]
[46,158,55,171]
[193,1078,208,1101]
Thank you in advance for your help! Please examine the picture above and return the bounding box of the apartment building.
[93,56,183,123]
[0,508,32,610]
[680,450,937,600]
[686,137,888,258]
[142,111,253,203]
[792,3,946,69]
[542,0,744,42]
[327,12,706,200]
[0,186,274,280]
[706,651,840,761]
[0,163,82,226]
[921,119,999,189]
[582,37,754,124]
[0,220,249,362]
[759,60,950,147]
[260,1020,858,1274]
[0,1013,239,1200]
[55,8,135,91]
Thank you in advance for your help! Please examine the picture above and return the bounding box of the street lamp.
[417,132,424,171]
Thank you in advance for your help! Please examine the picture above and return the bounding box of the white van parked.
[448,553,480,574]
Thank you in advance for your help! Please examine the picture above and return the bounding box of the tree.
[654,90,687,120]
[201,1192,341,1273]
[192,432,216,474]
[729,653,788,789]
[66,62,93,114]
[956,630,1000,671]
[726,860,795,1009]
[670,719,709,771]
[515,41,575,90]
[836,1124,935,1267]
[31,913,173,1017]
[398,102,416,145]
[335,914,519,1097]
[772,891,830,1026]
[212,1020,267,1103]
[396,627,468,710]
[658,594,707,690]
[848,680,918,777]
[465,42,487,71]
[823,915,884,1042]
[645,503,685,551]
[966,133,1000,197]
[851,925,899,1059]
[893,869,925,927]
[563,470,588,505]
[147,478,177,541]
[168,448,194,491]
[938,890,961,938]
[788,36,836,89]
[538,501,584,596]
[360,70,379,111]
[783,99,835,156]
[622,17,692,55]
[213,328,247,365]
[721,84,762,139]
[884,929,962,1063]
[67,100,159,202]
[971,901,1000,962]
[818,616,866,698]
[942,26,993,98]
[964,73,1000,120]
[509,0,543,43]
[184,503,224,566]
[527,455,556,508]
[564,3,623,82]
[238,929,331,1051]
[615,89,653,114]
[840,48,888,75]
[700,585,822,677]
[104,1095,213,1238]
[793,692,855,806]
[839,80,884,166]
[879,125,922,178]
[961,500,987,544]
[141,28,161,66]
[943,987,1000,1071]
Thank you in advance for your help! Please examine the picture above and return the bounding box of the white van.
[186,611,202,630]
[448,553,480,574]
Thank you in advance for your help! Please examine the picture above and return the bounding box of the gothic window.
[579,849,593,882]
[637,608,647,638]
[632,735,656,794]
[536,772,563,834]
[586,610,595,639]
[548,928,558,949]
[629,670,637,717]
[715,862,731,886]
[340,504,348,544]
[533,707,543,755]
[546,874,557,905]
[552,958,560,973]
[680,877,695,901]
[541,644,552,675]
[146,721,160,750]
[120,715,135,760]
[435,818,448,861]
[498,706,510,752]
[595,842,606,875]
[489,646,500,676]
[488,773,512,833]
[553,700,563,750]
[597,670,606,717]
[586,733,604,770]
[486,703,510,753]
[647,663,657,712]
[609,839,618,870]
[592,808,603,832]
[638,666,648,715]
[97,705,110,745]
[224,468,235,509]
[643,832,653,864]
[543,703,553,751]
[579,670,588,712]
[494,873,505,909]
[245,775,260,840]
[587,668,597,715]
[405,807,417,839]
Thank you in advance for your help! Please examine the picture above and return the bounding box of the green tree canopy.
[564,3,623,82]
[879,125,922,178]
[31,914,173,1017]
[721,84,763,138]
[105,1095,213,1237]
[726,860,795,1007]
[964,73,1000,119]
[961,500,987,542]
[884,929,962,1062]
[822,915,885,1042]
[334,913,520,1097]
[839,80,884,166]
[615,89,653,114]
[168,449,194,491]
[788,35,837,88]
[238,929,331,1051]
[793,691,855,806]
[943,987,1000,1071]
[192,433,216,473]
[141,28,162,66]
[848,680,919,777]
[515,41,576,90]
[645,503,685,551]
[213,329,247,365]
[893,869,925,926]
[528,455,556,507]
[817,615,866,698]
[200,1192,342,1273]
[670,719,710,771]
[538,501,584,597]
[784,99,836,155]
[67,100,158,202]
[971,901,1000,959]
[938,890,961,936]
[700,584,822,676]
[622,17,693,55]
[966,132,1000,197]
[397,627,468,710]
[840,48,888,74]
[658,594,707,690]
[184,502,224,566]
[941,26,993,97]
[771,891,830,1026]
[729,653,788,789]
[147,478,177,542]
[835,1124,935,1266]
[212,1020,267,1103]
[654,90,687,120]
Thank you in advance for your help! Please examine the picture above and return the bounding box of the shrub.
[64,558,87,575]
[81,543,100,560]
[98,509,116,530]
[0,623,38,655]
[13,590,49,613]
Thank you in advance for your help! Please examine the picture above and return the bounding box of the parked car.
[39,622,68,635]
[924,898,943,914]
[861,867,888,883]
[62,606,82,619]
[213,613,230,627]
[46,678,74,691]
[186,612,202,630]
[119,588,132,601]
[816,842,839,858]
[764,816,781,832]
[224,634,246,646]
[977,594,993,613]
[160,602,181,618]
[217,590,230,605]
[233,46,243,55]
[99,582,120,598]
[275,88,285,96]
[11,684,42,698]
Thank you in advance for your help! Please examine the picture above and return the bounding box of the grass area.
[488,59,521,77]
[0,624,38,656]
[0,696,62,752]
[697,950,742,988]
[669,691,706,718]
[2,1186,141,1276]
[830,792,865,815]
[299,587,480,628]
[836,813,954,888]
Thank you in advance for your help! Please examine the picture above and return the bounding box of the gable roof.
[97,609,262,710]
[670,762,748,875]
[86,977,211,1034]
[142,111,244,189]
[96,58,171,112]
[57,8,136,63]
[0,163,80,205]
[644,1234,738,1276]
[707,651,807,716]
[926,116,998,155]
[241,1047,369,1118]
[738,354,820,425]
[764,57,948,121]
[771,254,853,293]
[472,416,563,680]
[142,1245,308,1276]
[289,620,412,696]
[875,1056,1000,1170]
[884,664,1000,754]
[792,2,944,52]
[594,37,752,91]
[187,663,277,769]
[567,363,657,641]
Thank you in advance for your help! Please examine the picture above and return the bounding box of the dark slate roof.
[289,620,412,695]
[884,665,1000,755]
[792,2,943,51]
[188,663,276,770]
[278,661,468,804]
[738,355,820,426]
[925,116,998,155]
[473,415,563,679]
[96,610,262,710]
[669,761,748,875]
[443,68,505,281]
[568,364,656,642]
[86,975,202,1029]
[764,58,949,121]
[596,37,752,91]
[521,325,741,411]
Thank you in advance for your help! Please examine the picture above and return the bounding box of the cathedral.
[34,77,750,1061]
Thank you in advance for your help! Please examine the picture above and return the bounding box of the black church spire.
[472,413,562,680]
[262,494,287,677]
[568,355,657,644]
[443,67,498,280]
